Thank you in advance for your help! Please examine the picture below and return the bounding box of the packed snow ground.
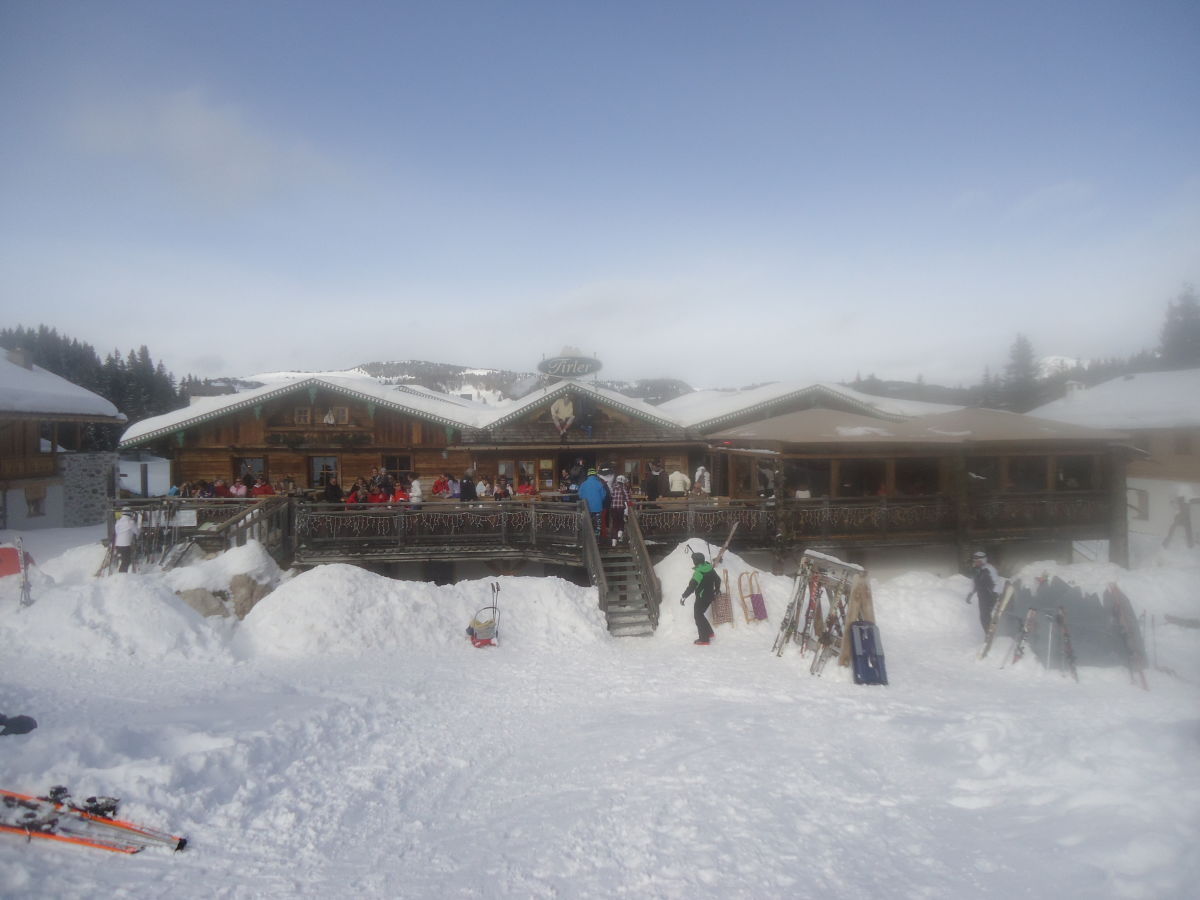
[1,527,1198,899]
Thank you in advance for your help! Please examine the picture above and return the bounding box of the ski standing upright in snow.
[17,537,33,607]
[1004,608,1039,668]
[1055,606,1079,681]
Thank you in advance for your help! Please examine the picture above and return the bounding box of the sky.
[2,1,1198,390]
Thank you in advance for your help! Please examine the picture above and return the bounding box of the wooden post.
[1109,447,1130,567]
[953,452,971,561]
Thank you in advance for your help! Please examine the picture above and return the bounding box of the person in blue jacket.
[577,468,609,536]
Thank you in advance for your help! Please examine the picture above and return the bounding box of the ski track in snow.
[0,537,1198,899]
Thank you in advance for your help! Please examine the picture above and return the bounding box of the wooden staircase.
[600,546,656,637]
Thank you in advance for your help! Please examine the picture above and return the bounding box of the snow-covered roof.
[119,374,489,447]
[710,406,1127,447]
[0,353,125,421]
[1028,369,1200,430]
[657,381,961,430]
[710,408,960,445]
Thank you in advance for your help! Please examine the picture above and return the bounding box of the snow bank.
[163,540,285,594]
[0,576,233,663]
[238,564,608,658]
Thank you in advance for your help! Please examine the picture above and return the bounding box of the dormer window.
[294,407,312,425]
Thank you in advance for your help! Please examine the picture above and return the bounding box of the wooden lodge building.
[118,372,1135,569]
[2,348,127,531]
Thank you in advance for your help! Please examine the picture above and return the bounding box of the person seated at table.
[323,476,343,503]
[388,483,410,504]
[493,477,513,501]
[515,476,537,497]
[431,474,451,498]
[345,481,370,506]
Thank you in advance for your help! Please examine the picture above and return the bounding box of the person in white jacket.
[668,469,691,497]
[408,474,424,509]
[693,466,711,495]
[113,508,140,573]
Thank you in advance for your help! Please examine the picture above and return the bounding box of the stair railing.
[577,504,609,613]
[626,506,661,626]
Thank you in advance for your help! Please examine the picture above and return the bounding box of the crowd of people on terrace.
[168,473,278,498]
[163,460,719,510]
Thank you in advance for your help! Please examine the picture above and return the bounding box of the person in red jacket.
[250,476,275,496]
[431,474,450,498]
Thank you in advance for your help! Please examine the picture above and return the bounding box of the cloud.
[70,87,339,211]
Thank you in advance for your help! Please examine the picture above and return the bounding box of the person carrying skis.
[965,550,1006,634]
[681,551,721,645]
[113,508,141,573]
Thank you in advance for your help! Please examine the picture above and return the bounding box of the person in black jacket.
[681,552,721,645]
[323,476,343,503]
[459,470,478,502]
[966,551,1006,634]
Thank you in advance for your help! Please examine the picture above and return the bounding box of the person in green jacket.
[681,552,721,645]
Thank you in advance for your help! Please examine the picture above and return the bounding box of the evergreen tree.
[1003,333,1040,412]
[1159,284,1200,370]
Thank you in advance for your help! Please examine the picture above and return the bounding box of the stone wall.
[58,452,119,527]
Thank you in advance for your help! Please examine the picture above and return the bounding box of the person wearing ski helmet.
[681,551,721,645]
[966,551,1006,634]
[577,468,609,536]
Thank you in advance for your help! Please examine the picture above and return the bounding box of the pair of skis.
[998,606,1078,680]
[1,787,186,854]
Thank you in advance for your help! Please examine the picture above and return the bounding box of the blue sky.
[2,0,1197,389]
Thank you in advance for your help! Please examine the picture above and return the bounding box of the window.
[1055,456,1094,491]
[538,458,555,490]
[1008,457,1047,492]
[622,459,642,490]
[24,484,46,518]
[322,406,349,425]
[1128,488,1149,520]
[234,457,266,483]
[382,455,411,475]
[895,459,939,496]
[837,459,886,497]
[517,459,537,490]
[294,407,311,425]
[497,460,515,483]
[309,456,338,487]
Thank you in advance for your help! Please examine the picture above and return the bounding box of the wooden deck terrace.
[293,500,591,565]
[113,490,1116,571]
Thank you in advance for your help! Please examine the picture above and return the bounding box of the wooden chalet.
[117,373,1135,567]
[114,372,1135,634]
[2,348,127,530]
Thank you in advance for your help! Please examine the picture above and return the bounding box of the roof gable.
[119,375,485,447]
[483,379,683,431]
[660,382,962,432]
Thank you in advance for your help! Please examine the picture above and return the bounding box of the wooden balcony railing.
[0,456,58,480]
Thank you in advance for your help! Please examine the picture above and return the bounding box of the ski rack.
[771,550,865,674]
